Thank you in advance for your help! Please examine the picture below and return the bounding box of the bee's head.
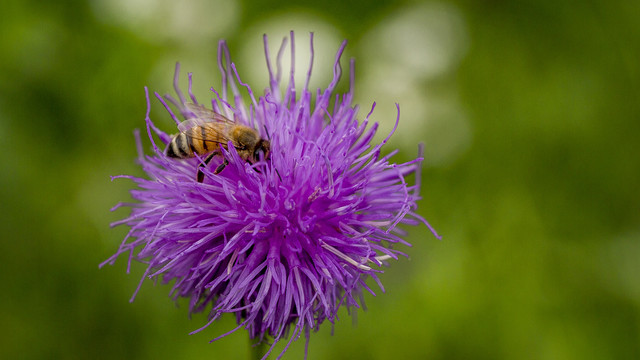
[253,139,271,162]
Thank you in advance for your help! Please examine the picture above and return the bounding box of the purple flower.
[103,32,440,358]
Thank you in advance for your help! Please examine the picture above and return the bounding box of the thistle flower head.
[103,32,440,358]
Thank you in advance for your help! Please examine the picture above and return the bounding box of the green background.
[1,0,639,359]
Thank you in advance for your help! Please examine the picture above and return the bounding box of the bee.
[166,103,271,182]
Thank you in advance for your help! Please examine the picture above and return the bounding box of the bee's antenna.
[261,125,281,181]
[263,125,272,141]
[274,168,283,182]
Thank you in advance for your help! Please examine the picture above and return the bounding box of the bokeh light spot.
[91,0,238,46]
[358,2,470,167]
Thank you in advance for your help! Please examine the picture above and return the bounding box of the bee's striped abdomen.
[167,132,193,159]
[167,123,228,159]
[185,126,211,155]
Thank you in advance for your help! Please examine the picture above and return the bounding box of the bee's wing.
[177,118,204,132]
[178,103,235,132]
[186,123,240,148]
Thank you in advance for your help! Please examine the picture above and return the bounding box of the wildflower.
[102,32,440,358]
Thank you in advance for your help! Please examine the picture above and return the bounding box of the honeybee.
[166,103,271,182]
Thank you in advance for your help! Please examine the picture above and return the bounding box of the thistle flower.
[103,32,440,359]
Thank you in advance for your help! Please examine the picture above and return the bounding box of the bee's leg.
[246,159,260,173]
[197,152,218,183]
[214,159,229,174]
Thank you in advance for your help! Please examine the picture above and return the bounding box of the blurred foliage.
[1,0,639,359]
